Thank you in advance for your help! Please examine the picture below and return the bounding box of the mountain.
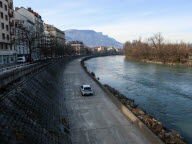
[64,29,123,48]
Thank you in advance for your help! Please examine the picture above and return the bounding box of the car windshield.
[84,87,91,90]
[17,58,23,60]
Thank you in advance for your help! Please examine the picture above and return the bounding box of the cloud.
[14,0,192,43]
[92,15,192,43]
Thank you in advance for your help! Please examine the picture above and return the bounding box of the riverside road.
[63,57,152,144]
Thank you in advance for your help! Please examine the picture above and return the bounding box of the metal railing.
[0,63,33,73]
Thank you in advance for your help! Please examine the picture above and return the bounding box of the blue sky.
[15,0,192,43]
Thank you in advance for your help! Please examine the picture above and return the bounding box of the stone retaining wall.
[0,58,74,144]
[0,62,49,89]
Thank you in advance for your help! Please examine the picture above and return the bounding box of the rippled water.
[85,56,192,143]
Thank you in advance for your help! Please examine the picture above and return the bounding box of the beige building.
[65,41,87,55]
[44,24,65,44]
[0,0,16,65]
[97,46,107,52]
[44,24,65,56]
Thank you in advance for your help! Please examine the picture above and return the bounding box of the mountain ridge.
[64,29,123,48]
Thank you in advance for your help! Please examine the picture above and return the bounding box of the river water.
[85,55,192,143]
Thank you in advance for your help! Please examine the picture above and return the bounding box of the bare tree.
[124,33,192,63]
[148,33,164,59]
[16,25,45,61]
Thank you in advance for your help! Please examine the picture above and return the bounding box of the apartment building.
[44,24,65,56]
[0,0,16,65]
[97,46,107,52]
[44,24,65,44]
[15,7,44,59]
[65,41,87,55]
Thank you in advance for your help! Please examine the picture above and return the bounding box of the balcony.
[8,2,13,9]
[8,10,14,18]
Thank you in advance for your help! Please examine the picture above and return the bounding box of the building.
[14,7,44,59]
[0,0,16,65]
[97,46,107,52]
[65,41,87,55]
[44,24,65,56]
[44,24,65,44]
[14,11,31,57]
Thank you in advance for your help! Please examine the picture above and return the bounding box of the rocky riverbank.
[104,84,185,144]
[126,56,192,66]
[141,59,192,66]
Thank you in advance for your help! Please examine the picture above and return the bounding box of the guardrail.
[0,63,33,73]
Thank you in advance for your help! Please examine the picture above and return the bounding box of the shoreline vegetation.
[123,33,192,66]
[104,84,185,144]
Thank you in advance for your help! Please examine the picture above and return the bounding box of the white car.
[17,57,26,63]
[81,85,93,96]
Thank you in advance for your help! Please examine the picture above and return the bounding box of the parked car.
[17,57,26,63]
[81,85,93,96]
[33,57,39,62]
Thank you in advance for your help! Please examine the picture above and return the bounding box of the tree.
[148,33,164,59]
[124,33,192,63]
[16,25,45,61]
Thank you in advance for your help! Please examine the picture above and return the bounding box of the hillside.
[64,29,123,48]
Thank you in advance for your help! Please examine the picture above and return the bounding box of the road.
[63,57,152,144]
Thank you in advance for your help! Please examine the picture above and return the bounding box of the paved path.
[63,58,152,144]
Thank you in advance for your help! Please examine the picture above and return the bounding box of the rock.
[103,84,186,144]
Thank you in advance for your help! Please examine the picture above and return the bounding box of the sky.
[14,0,192,43]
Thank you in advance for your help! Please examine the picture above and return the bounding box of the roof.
[83,85,91,88]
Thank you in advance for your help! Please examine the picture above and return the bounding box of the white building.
[14,11,32,57]
[14,7,44,59]
[0,0,16,65]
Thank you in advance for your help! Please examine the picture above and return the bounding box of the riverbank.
[104,85,185,144]
[83,55,187,144]
[125,56,192,66]
[64,57,156,144]
[142,60,192,66]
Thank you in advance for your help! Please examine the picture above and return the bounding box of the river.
[85,55,192,143]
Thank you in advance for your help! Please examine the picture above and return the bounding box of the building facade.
[15,7,44,59]
[0,0,16,65]
[44,24,65,56]
[65,41,87,55]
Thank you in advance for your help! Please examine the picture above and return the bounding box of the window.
[7,35,9,40]
[5,5,7,11]
[6,25,8,31]
[2,33,5,39]
[10,56,14,62]
[5,15,8,21]
[0,1,2,8]
[1,12,3,19]
[0,44,3,49]
[0,56,2,63]
[1,23,4,29]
